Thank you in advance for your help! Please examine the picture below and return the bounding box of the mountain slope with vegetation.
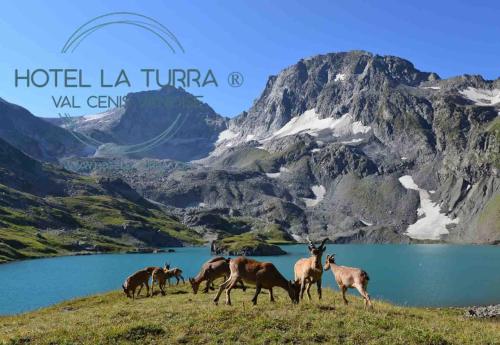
[0,138,201,263]
[1,286,498,345]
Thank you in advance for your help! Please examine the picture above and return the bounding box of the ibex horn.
[318,238,329,250]
[307,236,316,249]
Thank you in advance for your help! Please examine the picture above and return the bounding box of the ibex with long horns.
[293,237,328,300]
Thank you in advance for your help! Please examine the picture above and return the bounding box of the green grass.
[476,194,500,243]
[215,231,290,254]
[0,183,202,263]
[0,285,498,345]
[258,223,295,244]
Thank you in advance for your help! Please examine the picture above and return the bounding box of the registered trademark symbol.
[228,72,244,87]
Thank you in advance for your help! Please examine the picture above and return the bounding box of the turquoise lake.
[0,244,499,315]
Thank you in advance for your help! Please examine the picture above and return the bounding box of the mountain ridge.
[2,50,499,247]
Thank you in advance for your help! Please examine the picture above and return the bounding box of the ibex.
[189,257,246,294]
[122,269,151,299]
[166,267,185,285]
[150,267,168,296]
[294,238,328,300]
[213,256,300,305]
[147,263,171,296]
[324,254,372,307]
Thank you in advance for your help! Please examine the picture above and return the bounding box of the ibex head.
[307,237,329,256]
[324,253,336,270]
[122,283,130,298]
[287,280,301,304]
[189,277,200,294]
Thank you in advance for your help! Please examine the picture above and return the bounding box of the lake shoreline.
[2,241,499,265]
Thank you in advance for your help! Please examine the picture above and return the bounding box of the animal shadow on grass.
[150,291,167,297]
[317,305,336,311]
[169,290,188,295]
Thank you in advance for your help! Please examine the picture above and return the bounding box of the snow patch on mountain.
[291,234,304,242]
[352,121,371,134]
[82,112,109,122]
[334,73,347,82]
[265,166,289,178]
[341,138,364,145]
[302,185,326,207]
[216,129,239,146]
[268,109,371,140]
[398,175,459,240]
[460,87,500,106]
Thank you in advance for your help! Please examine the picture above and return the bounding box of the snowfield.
[360,219,373,226]
[291,234,303,242]
[334,73,347,82]
[398,175,459,240]
[269,109,371,140]
[82,112,109,122]
[341,138,364,145]
[302,185,326,207]
[265,166,289,178]
[216,129,239,146]
[459,87,500,106]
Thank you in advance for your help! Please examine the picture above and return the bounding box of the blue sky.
[1,0,498,118]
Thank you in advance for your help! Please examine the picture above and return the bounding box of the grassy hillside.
[1,286,498,345]
[0,183,202,263]
[0,138,203,263]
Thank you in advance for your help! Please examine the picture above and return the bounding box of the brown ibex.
[294,238,328,300]
[122,269,151,299]
[213,256,300,305]
[324,254,372,307]
[165,267,185,285]
[189,257,246,294]
[150,267,168,296]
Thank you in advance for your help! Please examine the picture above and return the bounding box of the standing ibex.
[166,267,185,285]
[324,254,372,307]
[122,269,151,299]
[294,238,328,300]
[189,257,246,294]
[151,267,168,296]
[214,256,300,305]
[146,263,185,296]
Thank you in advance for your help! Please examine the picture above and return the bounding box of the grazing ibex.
[324,254,372,307]
[189,257,246,294]
[214,256,300,305]
[294,238,328,300]
[122,269,151,299]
